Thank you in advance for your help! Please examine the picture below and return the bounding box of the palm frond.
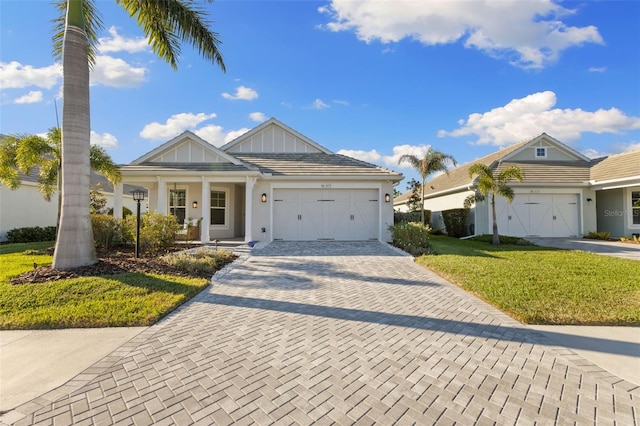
[90,145,122,184]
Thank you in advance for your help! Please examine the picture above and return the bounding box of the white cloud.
[91,55,147,88]
[438,91,640,146]
[588,66,607,73]
[249,112,266,122]
[338,144,431,167]
[98,26,149,54]
[140,112,217,141]
[310,98,330,109]
[222,85,258,101]
[195,126,250,146]
[14,90,43,104]
[333,99,349,106]
[319,1,603,69]
[90,131,118,150]
[0,61,61,89]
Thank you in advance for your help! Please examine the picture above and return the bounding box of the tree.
[0,128,121,229]
[464,164,524,245]
[52,0,225,270]
[405,178,422,213]
[398,149,457,225]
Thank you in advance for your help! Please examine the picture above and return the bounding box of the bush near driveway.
[418,236,640,325]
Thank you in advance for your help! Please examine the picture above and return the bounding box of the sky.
[1,0,639,191]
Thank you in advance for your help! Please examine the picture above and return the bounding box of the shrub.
[585,231,610,240]
[125,212,181,254]
[394,210,431,225]
[442,208,470,238]
[106,206,133,217]
[6,226,57,243]
[92,214,128,249]
[161,249,236,277]
[389,222,433,256]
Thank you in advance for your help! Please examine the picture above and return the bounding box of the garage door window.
[210,190,226,225]
[632,191,640,225]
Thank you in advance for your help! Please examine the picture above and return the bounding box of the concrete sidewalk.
[526,237,640,260]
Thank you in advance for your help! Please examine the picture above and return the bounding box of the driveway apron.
[3,241,639,425]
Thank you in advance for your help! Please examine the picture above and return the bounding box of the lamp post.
[132,190,146,258]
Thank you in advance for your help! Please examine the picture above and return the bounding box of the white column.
[245,176,257,243]
[113,182,123,219]
[201,177,210,243]
[157,178,167,214]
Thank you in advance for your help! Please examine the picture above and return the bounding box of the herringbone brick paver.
[2,241,639,425]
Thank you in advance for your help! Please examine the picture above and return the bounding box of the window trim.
[209,187,229,229]
[168,187,188,225]
[535,147,547,159]
[629,187,640,229]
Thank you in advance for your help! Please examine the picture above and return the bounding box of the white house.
[394,133,640,238]
[116,118,403,244]
[0,172,140,241]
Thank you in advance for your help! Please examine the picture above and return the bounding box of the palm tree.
[464,164,524,245]
[52,0,225,270]
[398,149,457,225]
[0,128,121,231]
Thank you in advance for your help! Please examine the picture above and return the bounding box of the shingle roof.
[590,150,640,182]
[234,153,403,179]
[17,168,142,194]
[495,161,591,183]
[121,162,253,173]
[394,140,528,204]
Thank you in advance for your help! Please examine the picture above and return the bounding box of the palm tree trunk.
[53,0,96,270]
[421,177,426,225]
[491,194,500,245]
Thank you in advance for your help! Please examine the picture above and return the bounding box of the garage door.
[495,194,579,237]
[273,189,379,240]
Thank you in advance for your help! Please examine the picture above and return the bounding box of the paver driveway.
[3,241,639,425]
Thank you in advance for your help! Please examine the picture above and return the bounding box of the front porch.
[112,176,260,244]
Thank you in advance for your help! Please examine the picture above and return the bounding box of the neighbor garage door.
[495,194,579,237]
[273,189,379,240]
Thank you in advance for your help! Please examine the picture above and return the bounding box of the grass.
[416,235,640,325]
[0,242,210,330]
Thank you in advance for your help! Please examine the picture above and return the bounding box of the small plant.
[585,231,610,240]
[430,227,445,236]
[161,249,236,277]
[125,212,181,254]
[389,222,433,256]
[92,214,128,249]
[394,210,431,225]
[470,234,534,246]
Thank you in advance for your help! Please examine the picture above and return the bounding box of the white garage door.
[496,194,579,237]
[273,189,379,240]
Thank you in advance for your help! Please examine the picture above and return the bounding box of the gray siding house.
[394,133,640,238]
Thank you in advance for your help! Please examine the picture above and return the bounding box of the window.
[169,189,186,224]
[535,147,547,158]
[632,191,640,225]
[210,190,226,225]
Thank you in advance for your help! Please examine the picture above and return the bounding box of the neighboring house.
[116,118,403,243]
[0,171,140,241]
[394,133,640,238]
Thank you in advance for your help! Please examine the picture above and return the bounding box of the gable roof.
[234,153,403,180]
[502,133,590,162]
[590,150,640,183]
[221,118,333,154]
[131,131,242,165]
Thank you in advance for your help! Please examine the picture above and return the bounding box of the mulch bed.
[11,245,203,285]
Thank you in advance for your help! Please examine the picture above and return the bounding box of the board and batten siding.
[227,125,322,154]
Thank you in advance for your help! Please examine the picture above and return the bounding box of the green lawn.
[417,236,640,325]
[0,242,209,329]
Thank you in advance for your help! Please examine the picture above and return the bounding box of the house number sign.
[321,184,332,188]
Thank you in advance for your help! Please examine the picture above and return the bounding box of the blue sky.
[1,0,639,189]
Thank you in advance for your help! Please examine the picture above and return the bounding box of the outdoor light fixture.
[385,193,391,203]
[586,198,593,203]
[132,190,146,258]
[261,193,267,203]
[192,201,198,208]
